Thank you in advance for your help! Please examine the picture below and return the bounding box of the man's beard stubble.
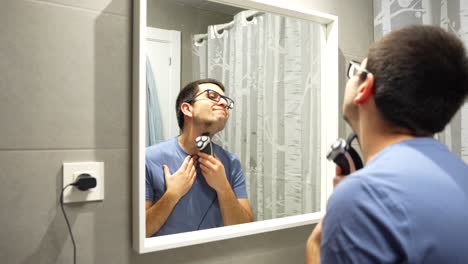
[194,116,227,135]
[342,103,359,135]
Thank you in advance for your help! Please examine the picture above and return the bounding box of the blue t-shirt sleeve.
[320,176,409,264]
[145,162,155,202]
[229,154,248,199]
[145,148,166,203]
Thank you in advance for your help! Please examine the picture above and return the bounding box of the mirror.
[133,0,338,253]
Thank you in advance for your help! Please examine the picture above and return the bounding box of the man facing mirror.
[306,25,468,263]
[145,79,254,237]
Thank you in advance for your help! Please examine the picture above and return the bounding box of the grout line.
[26,0,129,19]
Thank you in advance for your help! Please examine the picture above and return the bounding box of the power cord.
[60,174,97,264]
[197,194,217,230]
[60,184,77,264]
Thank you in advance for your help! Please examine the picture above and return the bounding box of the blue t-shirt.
[321,138,468,263]
[146,137,248,236]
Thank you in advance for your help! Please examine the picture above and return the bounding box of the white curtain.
[192,11,322,220]
[374,0,468,163]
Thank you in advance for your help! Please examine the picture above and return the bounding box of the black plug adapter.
[73,173,97,191]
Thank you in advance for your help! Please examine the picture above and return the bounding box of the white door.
[146,27,181,140]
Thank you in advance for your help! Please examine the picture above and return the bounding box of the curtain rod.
[194,11,265,43]
[216,11,264,32]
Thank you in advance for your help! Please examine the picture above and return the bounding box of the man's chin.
[214,121,227,131]
[343,115,357,133]
[203,120,227,134]
[343,115,350,126]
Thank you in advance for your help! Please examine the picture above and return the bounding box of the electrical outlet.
[62,162,104,203]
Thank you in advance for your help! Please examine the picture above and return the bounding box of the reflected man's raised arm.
[197,152,254,225]
[145,156,196,237]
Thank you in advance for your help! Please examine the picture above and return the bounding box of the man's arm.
[197,152,254,225]
[306,168,345,263]
[145,192,180,237]
[145,156,196,237]
[306,219,322,264]
[217,192,253,225]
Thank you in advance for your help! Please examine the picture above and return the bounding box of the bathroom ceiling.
[174,0,245,16]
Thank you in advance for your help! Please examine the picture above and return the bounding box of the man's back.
[321,138,468,263]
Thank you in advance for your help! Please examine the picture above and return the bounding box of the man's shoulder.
[365,137,467,182]
[329,176,372,206]
[146,137,177,155]
[328,170,405,220]
[145,138,182,168]
[213,143,239,162]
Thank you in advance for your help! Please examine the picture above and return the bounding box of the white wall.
[0,0,373,263]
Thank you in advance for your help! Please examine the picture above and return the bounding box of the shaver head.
[195,133,213,156]
[326,133,363,175]
[326,138,348,161]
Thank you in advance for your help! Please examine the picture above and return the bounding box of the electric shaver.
[195,132,213,156]
[326,133,363,175]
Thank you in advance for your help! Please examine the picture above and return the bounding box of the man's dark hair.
[367,25,468,136]
[175,78,226,131]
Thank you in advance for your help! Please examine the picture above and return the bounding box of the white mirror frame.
[133,0,339,253]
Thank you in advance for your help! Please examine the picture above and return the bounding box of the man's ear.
[354,72,374,105]
[180,102,193,117]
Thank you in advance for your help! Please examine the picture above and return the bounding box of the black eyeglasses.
[187,89,235,109]
[347,60,369,79]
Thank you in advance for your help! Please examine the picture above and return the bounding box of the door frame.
[146,27,181,140]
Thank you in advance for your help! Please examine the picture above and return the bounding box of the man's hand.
[306,218,323,264]
[163,155,196,199]
[333,166,345,188]
[197,152,253,225]
[197,152,230,192]
[306,166,347,264]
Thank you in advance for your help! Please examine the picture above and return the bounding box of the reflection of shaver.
[195,132,213,156]
[326,133,363,175]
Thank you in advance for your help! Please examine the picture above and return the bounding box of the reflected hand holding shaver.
[326,133,363,175]
[195,132,213,156]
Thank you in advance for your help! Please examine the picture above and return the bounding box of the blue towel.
[146,57,163,146]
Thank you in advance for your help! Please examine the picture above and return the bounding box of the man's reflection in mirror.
[145,79,254,237]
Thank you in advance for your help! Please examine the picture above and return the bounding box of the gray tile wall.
[0,0,373,263]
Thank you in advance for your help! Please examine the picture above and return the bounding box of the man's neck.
[178,127,213,155]
[359,124,416,164]
[354,101,418,164]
